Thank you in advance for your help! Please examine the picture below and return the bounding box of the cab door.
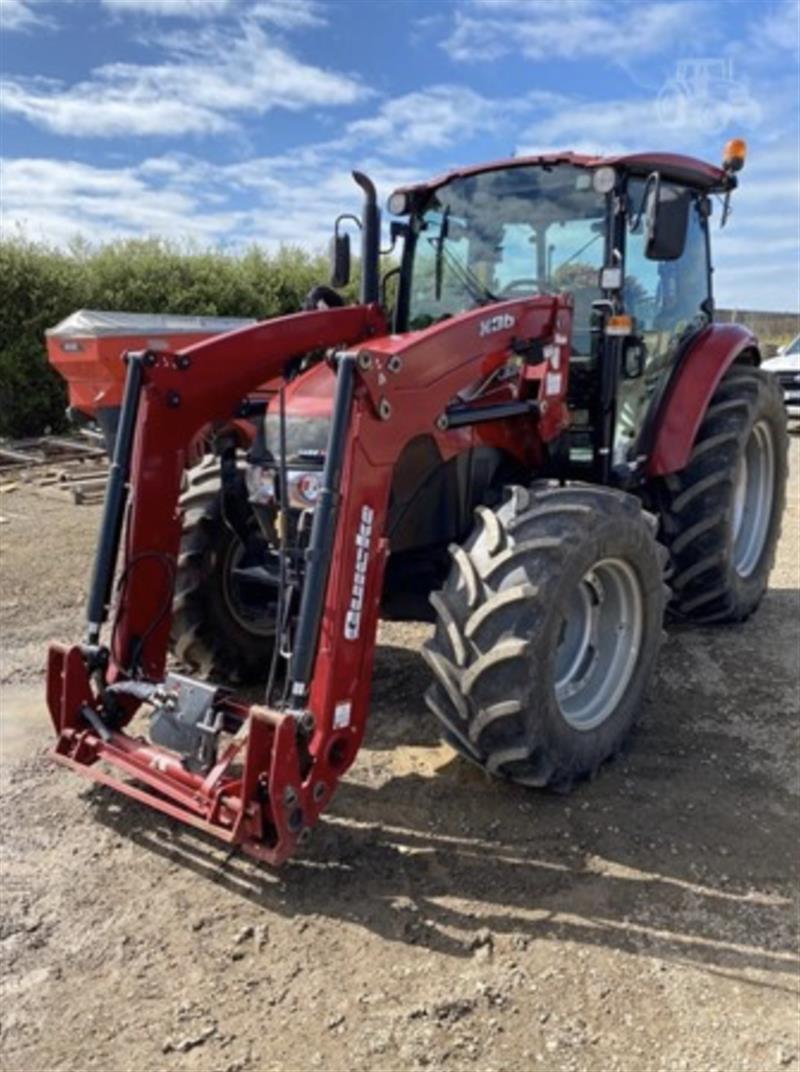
[616,181,712,466]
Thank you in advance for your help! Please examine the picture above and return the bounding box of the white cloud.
[249,0,326,28]
[0,149,422,253]
[102,0,233,15]
[0,156,240,246]
[344,85,564,158]
[346,86,513,156]
[100,0,327,26]
[1,78,232,137]
[1,22,366,137]
[443,0,715,63]
[758,0,800,55]
[0,0,53,32]
[516,90,764,158]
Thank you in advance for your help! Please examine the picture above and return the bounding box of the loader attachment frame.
[47,296,571,865]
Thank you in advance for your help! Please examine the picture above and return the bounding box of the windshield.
[407,164,607,354]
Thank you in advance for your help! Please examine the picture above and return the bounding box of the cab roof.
[395,151,728,199]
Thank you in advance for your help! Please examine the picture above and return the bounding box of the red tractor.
[46,142,788,865]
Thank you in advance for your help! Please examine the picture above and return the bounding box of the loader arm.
[47,296,571,865]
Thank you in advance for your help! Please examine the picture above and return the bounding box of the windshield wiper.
[428,237,498,307]
[441,244,498,306]
[434,206,450,301]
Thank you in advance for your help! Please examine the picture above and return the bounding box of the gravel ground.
[0,437,798,1072]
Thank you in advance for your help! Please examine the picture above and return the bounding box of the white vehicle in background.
[763,334,800,419]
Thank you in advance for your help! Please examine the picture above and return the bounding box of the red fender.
[646,323,759,477]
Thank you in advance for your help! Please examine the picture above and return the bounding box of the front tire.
[423,485,667,789]
[657,364,788,623]
[170,460,276,683]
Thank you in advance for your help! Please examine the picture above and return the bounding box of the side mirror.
[329,232,351,288]
[644,180,691,261]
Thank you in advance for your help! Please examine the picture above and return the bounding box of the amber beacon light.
[723,138,747,172]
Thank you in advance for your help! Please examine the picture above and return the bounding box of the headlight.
[246,465,276,505]
[290,470,322,507]
[246,464,323,510]
[387,190,409,215]
[592,166,616,194]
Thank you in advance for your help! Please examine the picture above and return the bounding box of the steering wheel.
[499,279,542,297]
[303,285,345,311]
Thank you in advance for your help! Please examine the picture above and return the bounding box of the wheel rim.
[221,539,278,637]
[732,419,775,578]
[555,558,644,732]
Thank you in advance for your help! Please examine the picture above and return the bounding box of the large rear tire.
[423,485,667,789]
[170,460,276,683]
[657,364,788,623]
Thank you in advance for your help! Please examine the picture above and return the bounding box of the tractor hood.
[262,361,336,462]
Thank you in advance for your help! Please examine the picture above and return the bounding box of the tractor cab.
[337,146,743,484]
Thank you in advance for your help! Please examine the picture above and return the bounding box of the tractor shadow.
[88,586,799,984]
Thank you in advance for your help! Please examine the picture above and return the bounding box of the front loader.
[46,141,788,865]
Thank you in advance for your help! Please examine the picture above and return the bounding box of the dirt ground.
[1,439,798,1072]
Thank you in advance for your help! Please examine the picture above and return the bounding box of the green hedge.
[0,236,346,438]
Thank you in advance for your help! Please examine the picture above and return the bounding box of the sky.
[0,0,798,311]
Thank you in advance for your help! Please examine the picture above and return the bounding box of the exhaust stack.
[353,171,380,305]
